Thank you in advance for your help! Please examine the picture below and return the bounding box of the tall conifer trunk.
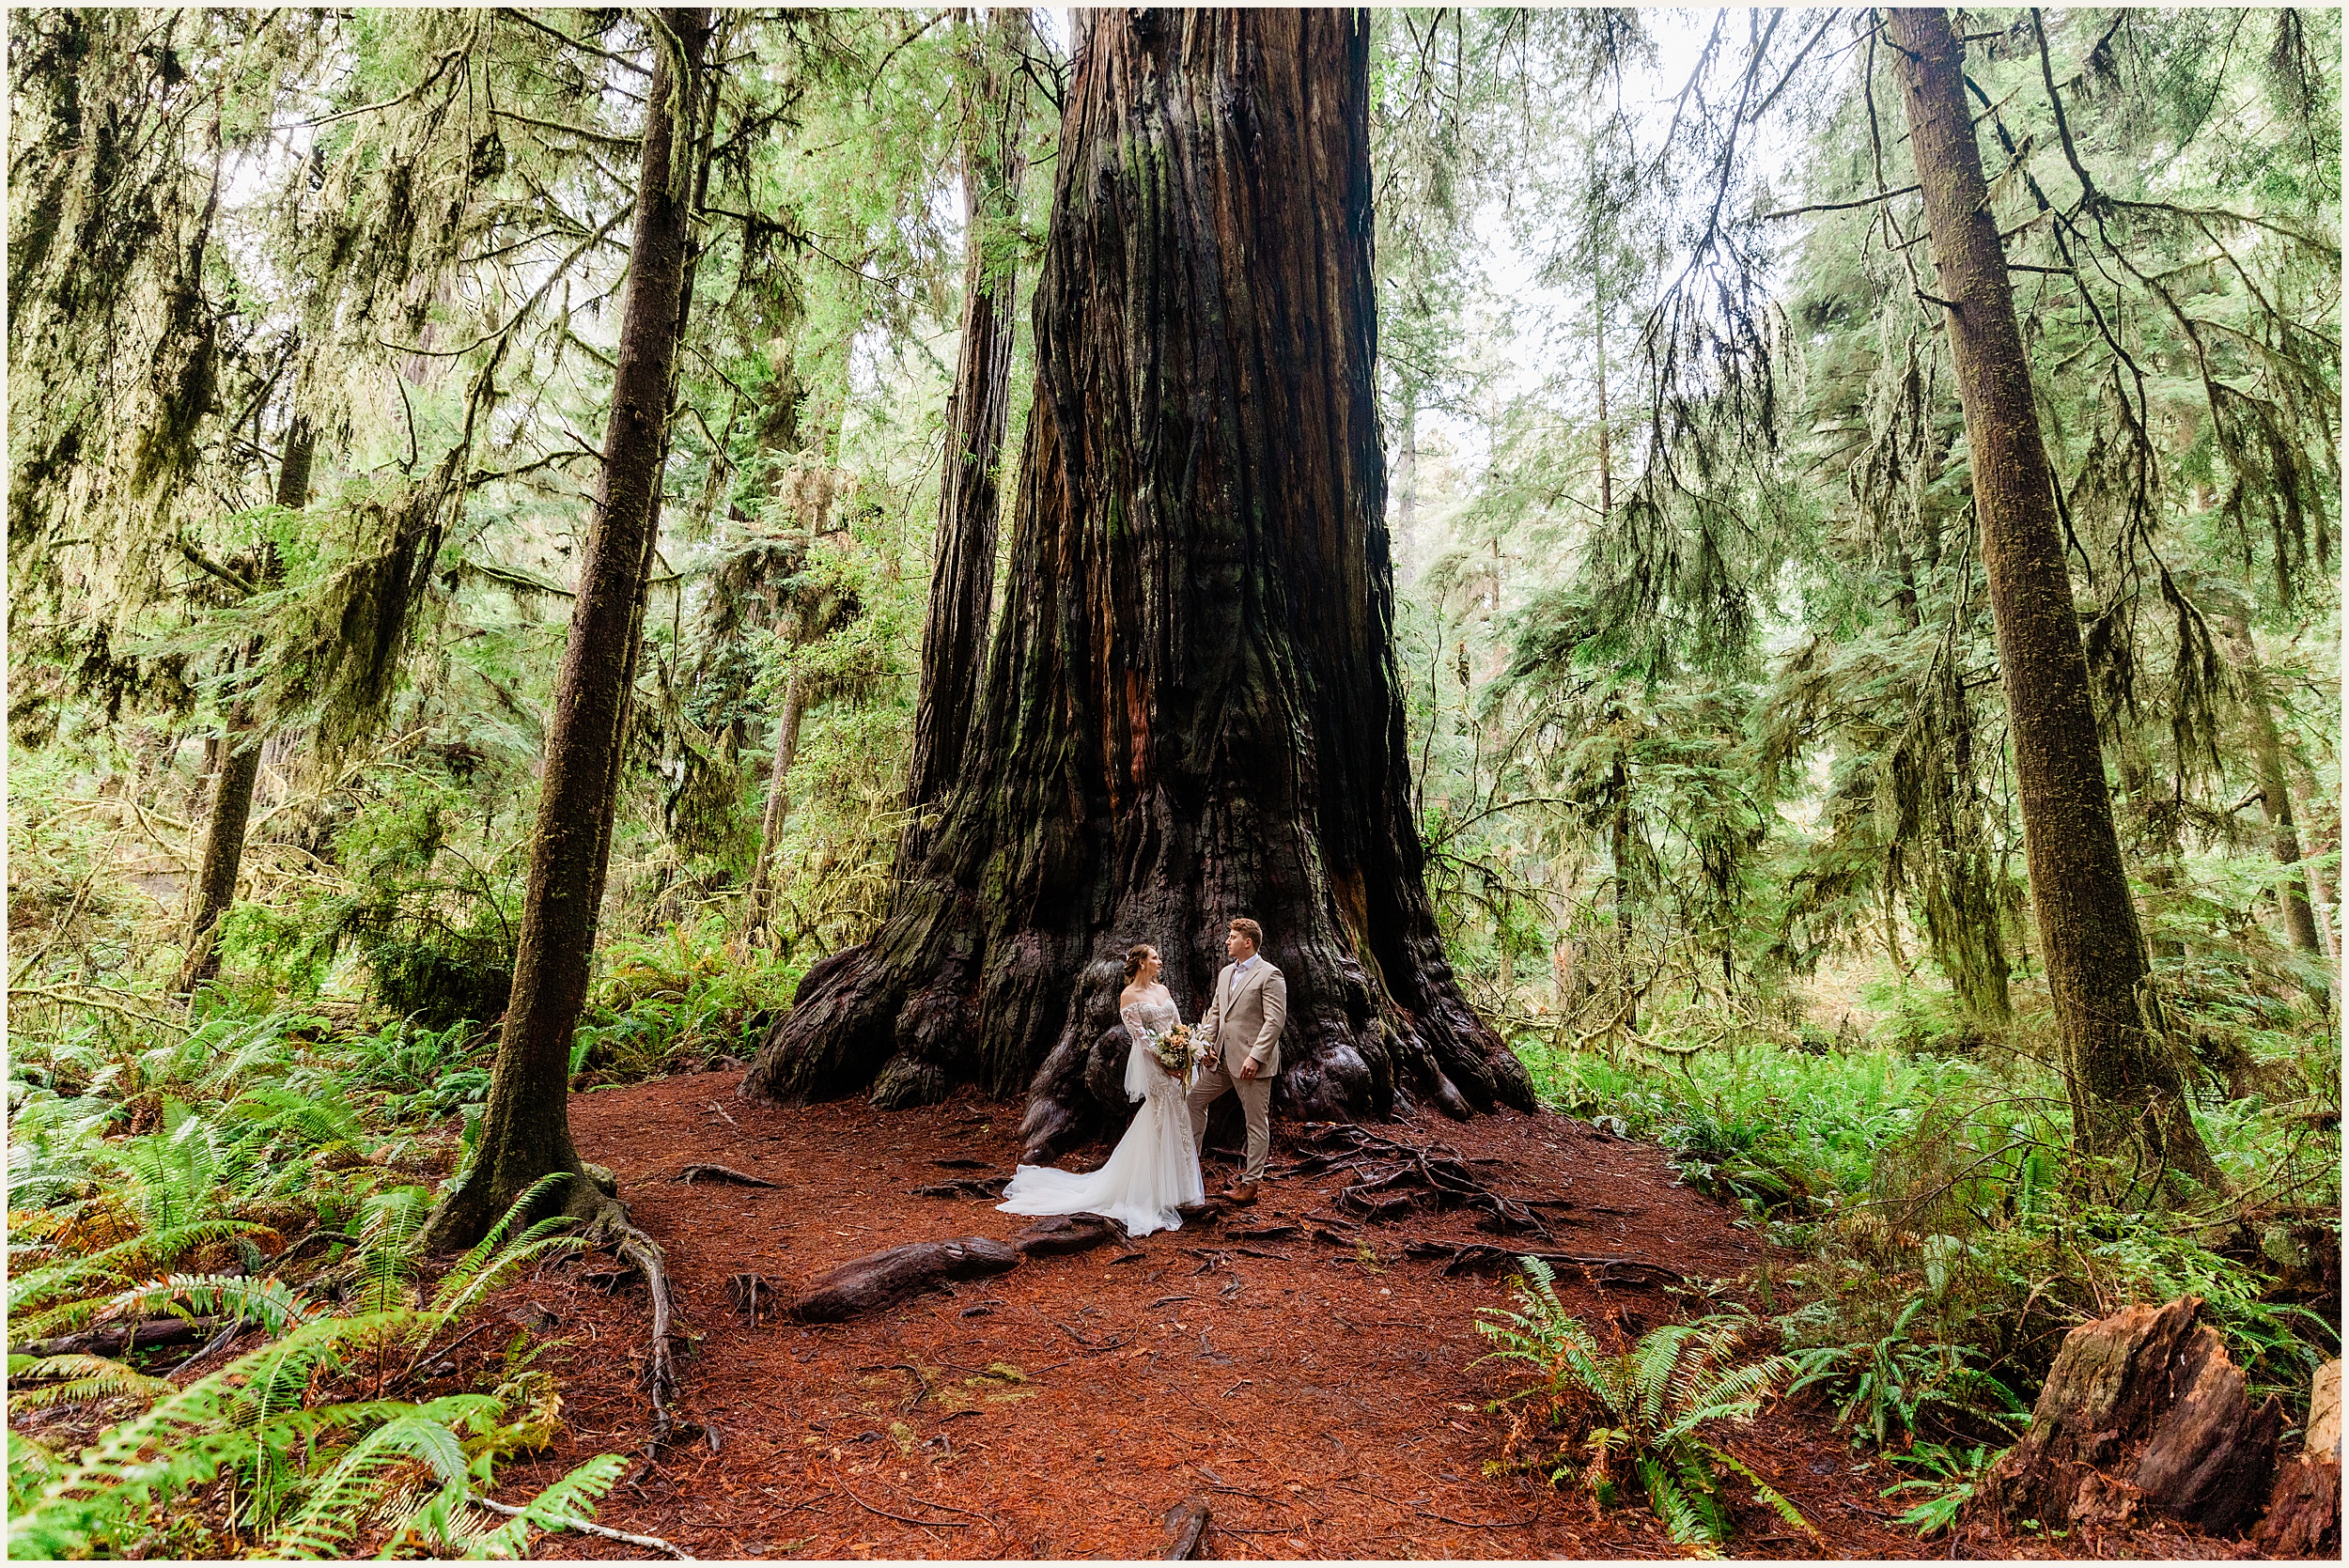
[904,8,1030,850]
[426,10,712,1247]
[746,8,1532,1156]
[1885,7,2219,1188]
[2220,615,2324,970]
[745,638,807,939]
[176,420,313,991]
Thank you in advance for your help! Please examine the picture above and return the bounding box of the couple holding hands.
[998,918,1285,1238]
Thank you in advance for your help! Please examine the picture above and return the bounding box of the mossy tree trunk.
[175,421,313,992]
[745,8,1532,1159]
[425,9,713,1249]
[1886,7,2220,1190]
[2220,614,2325,969]
[744,626,807,940]
[903,7,1031,855]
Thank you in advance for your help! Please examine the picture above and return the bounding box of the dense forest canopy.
[6,7,2339,1558]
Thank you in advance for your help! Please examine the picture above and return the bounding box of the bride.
[998,943,1205,1237]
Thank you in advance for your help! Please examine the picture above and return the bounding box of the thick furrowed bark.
[426,11,712,1250]
[747,10,1532,1158]
[905,8,1029,850]
[1886,8,2219,1193]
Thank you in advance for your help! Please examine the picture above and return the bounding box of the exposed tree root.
[1398,1239,1684,1286]
[1009,1215,1126,1256]
[786,1235,1020,1324]
[1287,1122,1552,1238]
[726,1271,780,1327]
[580,1196,689,1454]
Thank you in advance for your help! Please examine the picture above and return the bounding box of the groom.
[1187,917,1287,1205]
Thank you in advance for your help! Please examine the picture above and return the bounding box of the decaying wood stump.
[1983,1296,2282,1536]
[786,1236,1019,1324]
[2254,1358,2341,1557]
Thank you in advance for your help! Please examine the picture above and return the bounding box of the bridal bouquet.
[1151,1023,1205,1077]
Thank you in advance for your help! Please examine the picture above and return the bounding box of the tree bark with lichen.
[745,8,1532,1162]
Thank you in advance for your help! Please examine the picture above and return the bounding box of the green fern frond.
[6,1431,63,1514]
[267,1413,473,1558]
[1711,1447,1817,1538]
[423,1174,580,1325]
[6,1354,176,1415]
[1637,1455,1710,1545]
[8,1220,263,1322]
[94,1272,321,1339]
[458,1452,630,1560]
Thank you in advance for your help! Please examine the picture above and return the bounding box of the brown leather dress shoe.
[1223,1181,1260,1205]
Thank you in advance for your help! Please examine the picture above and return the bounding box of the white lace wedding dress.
[997,991,1205,1238]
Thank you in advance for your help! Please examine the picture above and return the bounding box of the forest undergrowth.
[8,4,2341,1555]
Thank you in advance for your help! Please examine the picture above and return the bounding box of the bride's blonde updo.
[1122,944,1157,983]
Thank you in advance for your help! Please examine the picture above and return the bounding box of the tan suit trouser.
[1187,1054,1273,1182]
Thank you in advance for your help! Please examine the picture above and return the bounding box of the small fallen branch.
[469,1493,694,1559]
[837,1480,971,1529]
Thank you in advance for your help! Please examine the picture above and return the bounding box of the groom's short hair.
[1228,917,1264,950]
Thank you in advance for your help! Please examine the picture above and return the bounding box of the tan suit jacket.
[1197,958,1287,1077]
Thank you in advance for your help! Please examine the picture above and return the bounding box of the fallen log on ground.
[1011,1215,1124,1257]
[787,1236,1021,1324]
[910,1176,1010,1199]
[1982,1296,2282,1537]
[17,1315,223,1358]
[676,1164,777,1188]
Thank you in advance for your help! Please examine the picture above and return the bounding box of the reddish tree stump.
[2254,1358,2341,1557]
[1983,1296,2283,1536]
[786,1236,1019,1324]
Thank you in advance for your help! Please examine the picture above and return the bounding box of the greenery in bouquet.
[1152,1024,1205,1077]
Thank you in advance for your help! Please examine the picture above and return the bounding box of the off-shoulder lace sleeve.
[1119,1001,1155,1102]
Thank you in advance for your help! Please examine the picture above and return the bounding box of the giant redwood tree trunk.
[425,9,712,1249]
[175,421,313,992]
[903,7,1031,848]
[1886,8,2219,1188]
[745,8,1532,1158]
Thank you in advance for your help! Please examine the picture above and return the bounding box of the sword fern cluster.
[1474,1256,1813,1545]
